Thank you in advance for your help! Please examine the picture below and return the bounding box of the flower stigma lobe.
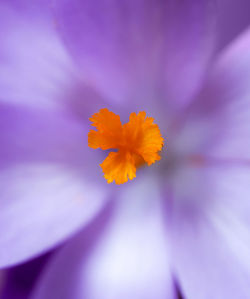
[88,108,164,184]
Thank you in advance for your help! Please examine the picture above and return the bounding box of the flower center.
[88,108,164,184]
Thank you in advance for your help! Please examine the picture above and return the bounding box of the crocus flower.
[1,0,250,299]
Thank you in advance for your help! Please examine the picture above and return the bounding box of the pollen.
[88,108,164,184]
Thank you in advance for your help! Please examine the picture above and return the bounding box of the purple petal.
[53,0,216,108]
[0,3,113,267]
[168,29,250,299]
[0,2,126,118]
[31,176,176,299]
[217,0,250,51]
[182,26,250,160]
[0,3,72,110]
[204,29,250,161]
[170,166,250,299]
[0,105,110,267]
[171,26,250,160]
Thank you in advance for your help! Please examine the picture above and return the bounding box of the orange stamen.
[88,108,164,184]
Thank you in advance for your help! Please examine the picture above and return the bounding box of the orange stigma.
[88,108,164,184]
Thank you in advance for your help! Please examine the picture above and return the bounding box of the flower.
[1,0,250,299]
